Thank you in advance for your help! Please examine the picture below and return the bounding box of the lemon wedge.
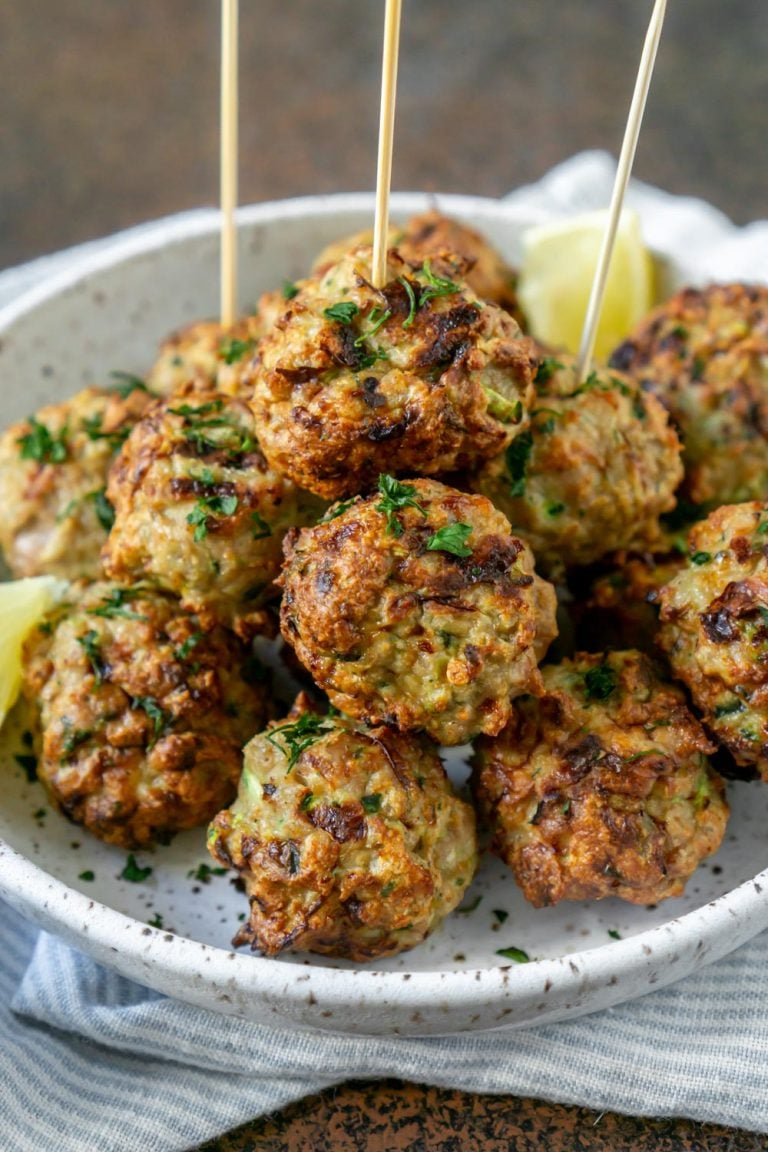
[0,576,67,728]
[518,208,654,358]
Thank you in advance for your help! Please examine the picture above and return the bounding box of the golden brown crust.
[207,698,477,961]
[279,478,557,746]
[104,384,322,637]
[22,581,272,849]
[610,283,768,507]
[472,650,727,907]
[657,501,768,779]
[0,385,153,580]
[469,358,683,574]
[577,549,687,655]
[248,247,538,499]
[146,317,265,398]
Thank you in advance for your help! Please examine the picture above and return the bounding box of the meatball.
[207,695,478,960]
[469,357,683,574]
[249,246,538,499]
[472,650,727,907]
[657,501,768,780]
[576,549,686,655]
[610,283,768,508]
[0,384,153,581]
[312,210,526,325]
[146,316,264,398]
[104,383,322,637]
[279,477,557,746]
[22,581,270,848]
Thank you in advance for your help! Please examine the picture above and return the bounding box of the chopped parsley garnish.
[187,489,238,541]
[320,497,357,523]
[492,909,509,924]
[399,276,418,328]
[546,502,565,517]
[426,522,473,558]
[78,870,95,882]
[15,753,37,782]
[121,855,153,883]
[496,945,530,963]
[147,913,164,929]
[174,632,204,662]
[375,474,427,537]
[250,510,272,539]
[109,370,149,398]
[584,662,617,701]
[81,412,131,448]
[266,713,335,772]
[169,399,224,419]
[380,881,397,898]
[77,629,106,685]
[691,551,712,565]
[17,417,68,464]
[187,862,228,883]
[361,793,382,814]
[219,337,255,365]
[534,357,565,385]
[283,280,299,300]
[505,431,533,498]
[132,696,171,745]
[456,895,483,914]
[60,726,92,758]
[417,260,461,306]
[608,929,622,940]
[323,301,360,325]
[89,488,115,531]
[714,698,744,718]
[299,792,314,812]
[354,307,392,346]
[89,588,146,621]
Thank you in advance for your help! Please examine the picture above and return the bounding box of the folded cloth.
[2,151,768,1152]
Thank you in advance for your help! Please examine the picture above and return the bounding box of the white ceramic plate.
[1,192,767,1037]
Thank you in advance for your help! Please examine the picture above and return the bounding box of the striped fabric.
[3,898,768,1151]
[3,154,768,1149]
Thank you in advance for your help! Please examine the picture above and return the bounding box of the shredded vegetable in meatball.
[146,316,264,398]
[469,357,683,574]
[658,501,768,780]
[472,650,727,907]
[22,581,271,849]
[279,477,557,745]
[610,283,768,508]
[0,383,153,580]
[208,694,478,960]
[104,384,322,637]
[249,247,538,499]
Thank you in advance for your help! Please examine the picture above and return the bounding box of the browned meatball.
[280,477,557,746]
[0,384,153,580]
[313,210,526,326]
[657,502,768,780]
[207,695,478,961]
[610,283,768,508]
[248,247,538,499]
[22,581,271,849]
[472,650,727,907]
[104,383,322,637]
[469,357,683,575]
[146,316,264,398]
[576,549,687,655]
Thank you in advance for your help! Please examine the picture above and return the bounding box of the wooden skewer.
[220,0,239,327]
[575,0,667,381]
[371,0,403,289]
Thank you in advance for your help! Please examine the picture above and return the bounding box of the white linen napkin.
[2,151,768,1152]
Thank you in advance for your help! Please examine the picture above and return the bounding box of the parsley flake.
[17,417,68,465]
[109,371,149,398]
[187,862,228,884]
[505,431,533,498]
[418,260,461,305]
[691,551,712,565]
[77,629,106,685]
[323,302,359,325]
[187,489,238,541]
[174,632,204,662]
[354,307,392,346]
[121,855,153,883]
[375,474,427,537]
[219,337,255,365]
[250,510,272,539]
[283,280,299,300]
[426,522,473,558]
[361,793,382,814]
[266,713,335,772]
[78,870,95,882]
[456,895,483,914]
[496,946,530,963]
[399,276,418,328]
[534,357,565,385]
[132,696,171,745]
[15,753,37,782]
[89,588,146,621]
[89,488,115,531]
[584,662,617,701]
[320,497,357,523]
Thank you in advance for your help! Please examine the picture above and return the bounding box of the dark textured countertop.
[3,2,766,1148]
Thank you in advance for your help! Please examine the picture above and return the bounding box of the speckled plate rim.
[1,191,767,1037]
